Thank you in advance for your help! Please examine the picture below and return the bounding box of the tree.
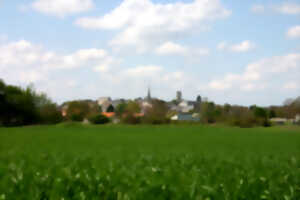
[115,103,127,117]
[269,110,276,118]
[0,80,62,126]
[142,99,169,124]
[39,103,63,124]
[253,107,267,118]
[89,114,110,124]
[66,101,91,122]
[107,104,115,112]
[201,102,219,123]
[125,101,141,113]
[121,101,141,124]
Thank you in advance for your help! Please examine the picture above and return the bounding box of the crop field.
[0,124,300,200]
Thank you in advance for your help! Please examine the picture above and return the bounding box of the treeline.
[199,100,300,127]
[0,80,62,126]
[1,80,299,127]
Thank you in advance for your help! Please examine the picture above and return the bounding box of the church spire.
[147,86,151,101]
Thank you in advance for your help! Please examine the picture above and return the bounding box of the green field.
[0,124,300,200]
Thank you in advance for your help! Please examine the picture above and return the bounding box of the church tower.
[147,87,151,101]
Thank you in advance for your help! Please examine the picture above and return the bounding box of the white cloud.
[274,3,300,15]
[251,5,265,13]
[0,40,116,85]
[155,41,209,57]
[156,42,187,55]
[217,40,255,53]
[287,25,300,39]
[31,0,94,17]
[75,0,231,52]
[283,81,299,90]
[0,39,202,102]
[208,53,300,91]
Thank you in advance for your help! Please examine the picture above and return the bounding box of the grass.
[0,124,300,199]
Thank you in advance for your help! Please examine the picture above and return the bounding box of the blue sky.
[0,0,300,106]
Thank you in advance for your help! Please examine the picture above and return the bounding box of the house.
[111,99,125,108]
[171,113,200,122]
[178,101,195,113]
[270,118,288,125]
[169,91,202,113]
[61,105,68,117]
[97,97,113,112]
[102,112,115,118]
[296,114,300,122]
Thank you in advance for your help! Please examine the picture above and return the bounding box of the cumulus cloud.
[207,53,300,91]
[274,3,300,15]
[31,0,94,17]
[283,81,299,90]
[287,25,300,39]
[0,39,201,102]
[251,3,300,15]
[75,0,231,52]
[217,41,255,53]
[251,5,265,13]
[155,41,209,57]
[0,40,117,85]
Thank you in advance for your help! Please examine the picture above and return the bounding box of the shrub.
[70,114,84,122]
[89,114,110,124]
[39,103,63,124]
[141,116,170,125]
[122,114,141,125]
[262,119,272,127]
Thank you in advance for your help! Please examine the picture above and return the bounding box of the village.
[61,89,204,124]
[60,88,300,126]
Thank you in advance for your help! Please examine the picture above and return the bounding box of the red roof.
[102,112,115,118]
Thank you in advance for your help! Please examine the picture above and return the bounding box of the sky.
[0,0,300,106]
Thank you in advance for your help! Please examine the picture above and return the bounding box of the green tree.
[142,99,169,124]
[67,101,91,122]
[107,104,115,112]
[115,103,127,117]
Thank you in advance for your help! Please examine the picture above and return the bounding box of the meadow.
[0,124,300,200]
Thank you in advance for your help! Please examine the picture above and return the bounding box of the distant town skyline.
[0,0,299,106]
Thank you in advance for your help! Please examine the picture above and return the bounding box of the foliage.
[119,101,142,124]
[200,102,221,123]
[0,125,300,199]
[125,101,141,114]
[66,101,91,122]
[115,103,127,117]
[0,80,62,126]
[142,99,169,124]
[38,103,63,124]
[106,105,115,113]
[122,114,141,124]
[88,114,110,124]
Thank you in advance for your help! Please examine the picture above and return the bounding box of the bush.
[262,119,272,127]
[88,114,110,124]
[39,104,63,124]
[70,114,84,122]
[122,114,141,125]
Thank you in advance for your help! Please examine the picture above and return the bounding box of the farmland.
[0,124,300,199]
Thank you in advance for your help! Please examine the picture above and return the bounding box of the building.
[61,105,68,117]
[97,97,112,112]
[178,101,195,113]
[176,91,182,102]
[296,114,300,122]
[171,113,200,122]
[270,118,288,125]
[146,87,151,101]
